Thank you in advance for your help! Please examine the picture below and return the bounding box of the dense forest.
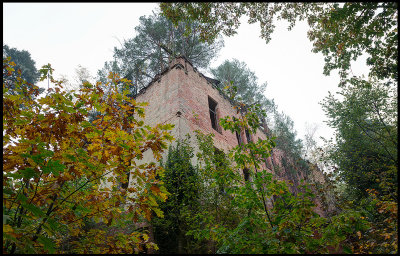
[3,3,397,254]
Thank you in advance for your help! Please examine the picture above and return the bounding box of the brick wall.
[134,56,325,214]
[135,56,272,172]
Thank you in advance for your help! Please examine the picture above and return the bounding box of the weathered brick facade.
[133,56,325,216]
[94,56,326,253]
[135,56,270,167]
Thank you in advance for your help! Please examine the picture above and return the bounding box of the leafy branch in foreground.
[182,84,359,253]
[3,57,174,254]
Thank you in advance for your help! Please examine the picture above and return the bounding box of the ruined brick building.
[135,56,269,166]
[133,56,325,191]
[127,56,326,252]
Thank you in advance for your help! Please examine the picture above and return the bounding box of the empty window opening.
[214,147,227,194]
[243,168,250,182]
[233,117,242,145]
[245,129,251,143]
[208,96,218,131]
[235,131,242,145]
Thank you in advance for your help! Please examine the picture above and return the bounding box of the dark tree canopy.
[3,44,45,104]
[322,77,397,200]
[152,138,202,254]
[211,59,265,104]
[3,44,39,85]
[3,44,42,97]
[272,111,303,160]
[210,59,276,127]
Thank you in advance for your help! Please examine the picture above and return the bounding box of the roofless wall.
[134,56,270,169]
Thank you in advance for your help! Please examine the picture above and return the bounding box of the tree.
[98,10,224,93]
[3,44,39,84]
[152,3,399,251]
[57,65,94,93]
[151,137,204,254]
[187,95,369,254]
[73,64,94,88]
[160,2,398,83]
[3,44,44,97]
[302,122,319,160]
[315,73,398,253]
[301,123,334,175]
[271,111,303,160]
[210,59,266,103]
[210,58,308,187]
[210,59,276,124]
[160,1,397,162]
[321,77,397,200]
[3,58,174,253]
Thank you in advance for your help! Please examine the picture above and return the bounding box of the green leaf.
[24,203,45,218]
[16,193,28,204]
[20,167,38,179]
[75,101,84,109]
[3,187,14,195]
[41,159,65,176]
[64,153,77,162]
[7,172,23,179]
[46,217,60,230]
[74,204,92,214]
[14,118,30,126]
[342,246,352,254]
[119,143,130,150]
[37,235,56,253]
[81,120,92,128]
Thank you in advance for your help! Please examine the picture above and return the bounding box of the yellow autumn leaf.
[3,224,13,233]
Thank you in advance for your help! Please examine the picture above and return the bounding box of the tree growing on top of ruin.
[97,9,224,93]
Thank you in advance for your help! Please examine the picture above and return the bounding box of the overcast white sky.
[3,3,370,146]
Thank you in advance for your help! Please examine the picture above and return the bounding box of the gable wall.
[135,57,271,171]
